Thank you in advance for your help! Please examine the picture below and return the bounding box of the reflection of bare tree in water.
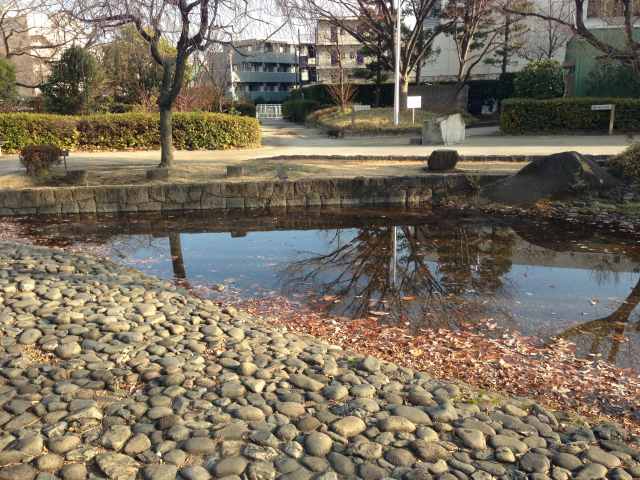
[558,277,640,366]
[283,226,441,322]
[281,224,517,329]
[435,226,515,295]
[99,232,191,289]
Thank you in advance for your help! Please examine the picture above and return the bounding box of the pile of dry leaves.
[240,295,640,436]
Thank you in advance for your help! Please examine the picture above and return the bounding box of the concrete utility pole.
[228,49,236,102]
[393,0,402,126]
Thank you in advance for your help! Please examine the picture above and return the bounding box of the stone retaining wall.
[0,174,503,216]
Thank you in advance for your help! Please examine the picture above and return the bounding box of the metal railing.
[256,104,283,120]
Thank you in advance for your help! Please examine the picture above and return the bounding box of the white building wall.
[420,0,569,82]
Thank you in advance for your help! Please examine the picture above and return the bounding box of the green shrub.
[77,113,159,150]
[0,112,260,152]
[514,60,564,99]
[232,102,257,117]
[610,143,640,181]
[282,99,323,123]
[587,61,640,98]
[501,97,640,134]
[0,113,79,151]
[172,112,261,149]
[19,144,63,177]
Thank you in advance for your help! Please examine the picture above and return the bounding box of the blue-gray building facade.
[228,40,306,103]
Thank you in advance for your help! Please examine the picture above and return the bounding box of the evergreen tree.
[0,58,17,103]
[42,46,101,114]
[100,25,170,106]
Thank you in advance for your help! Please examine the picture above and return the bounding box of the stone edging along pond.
[0,173,505,216]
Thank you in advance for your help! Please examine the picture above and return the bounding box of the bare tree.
[519,0,573,61]
[325,37,357,111]
[65,0,281,169]
[508,0,640,75]
[0,0,94,90]
[192,47,232,112]
[442,0,505,95]
[286,0,449,108]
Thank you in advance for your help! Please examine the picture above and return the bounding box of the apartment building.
[0,15,52,97]
[226,39,301,102]
[314,18,366,83]
[420,0,570,83]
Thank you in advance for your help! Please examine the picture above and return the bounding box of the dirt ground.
[0,120,633,190]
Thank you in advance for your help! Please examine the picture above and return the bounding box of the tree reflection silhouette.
[281,224,517,330]
[558,277,640,366]
[168,232,191,289]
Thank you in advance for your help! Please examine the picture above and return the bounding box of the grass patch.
[312,107,478,135]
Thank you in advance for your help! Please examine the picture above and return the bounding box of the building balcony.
[244,91,291,102]
[234,71,298,83]
[232,52,298,64]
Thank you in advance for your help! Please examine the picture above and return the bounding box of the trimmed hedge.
[282,99,323,123]
[0,112,260,152]
[501,97,640,134]
[0,114,79,151]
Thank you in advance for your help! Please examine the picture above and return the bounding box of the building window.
[431,0,442,18]
[330,26,338,43]
[356,52,364,65]
[587,0,640,17]
[330,51,339,65]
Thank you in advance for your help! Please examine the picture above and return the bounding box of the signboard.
[353,104,371,112]
[407,96,422,109]
[591,104,616,134]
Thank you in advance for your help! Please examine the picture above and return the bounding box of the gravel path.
[0,242,638,480]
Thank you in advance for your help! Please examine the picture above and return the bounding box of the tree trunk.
[454,85,468,112]
[169,232,186,280]
[159,105,174,168]
[374,68,382,108]
[401,78,409,111]
[501,16,511,75]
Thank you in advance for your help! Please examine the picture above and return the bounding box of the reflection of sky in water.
[77,223,640,371]
[113,229,360,289]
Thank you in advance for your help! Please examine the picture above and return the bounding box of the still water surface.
[15,207,640,371]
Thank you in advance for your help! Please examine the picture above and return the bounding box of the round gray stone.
[305,432,333,456]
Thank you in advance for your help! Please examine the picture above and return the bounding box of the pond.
[13,207,640,372]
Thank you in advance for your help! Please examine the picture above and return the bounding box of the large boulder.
[427,150,459,171]
[422,114,466,146]
[480,151,618,205]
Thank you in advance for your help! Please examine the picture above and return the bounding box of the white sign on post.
[407,96,422,124]
[407,96,422,109]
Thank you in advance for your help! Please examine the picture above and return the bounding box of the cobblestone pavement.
[0,242,638,480]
